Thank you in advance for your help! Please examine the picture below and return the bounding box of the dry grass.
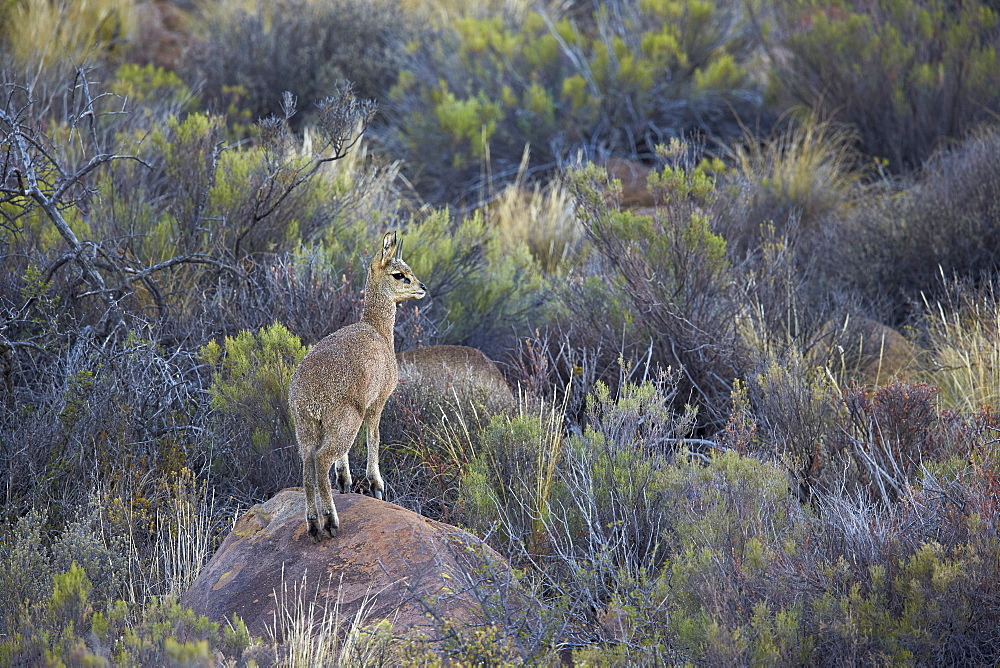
[4,0,135,72]
[485,149,585,275]
[267,568,395,667]
[157,471,215,597]
[729,115,864,234]
[921,290,1000,413]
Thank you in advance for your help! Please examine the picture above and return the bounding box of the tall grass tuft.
[921,286,1000,413]
[725,115,863,247]
[486,151,583,275]
[157,470,215,596]
[267,568,394,666]
[3,0,135,73]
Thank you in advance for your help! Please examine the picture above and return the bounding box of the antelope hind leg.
[295,416,324,542]
[316,411,362,538]
[303,449,323,542]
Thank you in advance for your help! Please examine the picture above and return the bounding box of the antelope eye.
[391,272,406,280]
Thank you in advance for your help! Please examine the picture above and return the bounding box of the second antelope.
[288,231,426,541]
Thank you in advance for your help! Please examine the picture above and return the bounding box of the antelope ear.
[378,231,397,267]
[395,237,403,260]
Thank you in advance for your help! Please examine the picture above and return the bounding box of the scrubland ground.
[2,0,1000,664]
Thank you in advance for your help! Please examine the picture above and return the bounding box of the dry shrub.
[827,124,1000,320]
[187,0,409,129]
[379,371,512,522]
[0,328,203,520]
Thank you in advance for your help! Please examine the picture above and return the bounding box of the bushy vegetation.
[4,0,1000,663]
[386,0,762,198]
[769,0,1000,172]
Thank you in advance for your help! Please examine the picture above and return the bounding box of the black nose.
[420,283,427,291]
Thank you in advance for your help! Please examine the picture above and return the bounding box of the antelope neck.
[360,286,397,346]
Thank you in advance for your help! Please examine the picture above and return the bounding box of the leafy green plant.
[663,450,809,664]
[0,560,251,666]
[200,322,308,499]
[386,0,761,198]
[771,0,1000,172]
[402,207,549,355]
[568,151,743,424]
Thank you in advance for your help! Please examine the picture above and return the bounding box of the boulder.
[396,345,514,405]
[181,489,516,639]
[810,316,919,385]
[605,157,655,209]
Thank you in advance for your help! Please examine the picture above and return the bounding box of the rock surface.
[811,316,918,385]
[396,345,514,404]
[181,489,515,638]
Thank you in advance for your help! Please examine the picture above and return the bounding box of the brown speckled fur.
[288,232,426,541]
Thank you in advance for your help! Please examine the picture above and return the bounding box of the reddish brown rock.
[396,345,514,404]
[181,489,516,638]
[810,316,919,385]
[605,157,655,209]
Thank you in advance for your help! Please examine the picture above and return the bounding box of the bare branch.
[123,254,248,283]
[0,104,125,330]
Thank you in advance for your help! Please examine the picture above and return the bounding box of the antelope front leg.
[365,410,386,500]
[334,451,353,494]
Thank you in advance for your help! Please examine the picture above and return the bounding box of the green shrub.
[771,0,1000,172]
[1,561,249,666]
[461,407,564,554]
[567,153,744,424]
[199,322,307,500]
[464,371,693,655]
[810,466,1000,665]
[663,450,809,664]
[386,0,761,199]
[110,63,194,120]
[401,207,550,356]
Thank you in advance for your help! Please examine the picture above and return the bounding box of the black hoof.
[322,510,338,538]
